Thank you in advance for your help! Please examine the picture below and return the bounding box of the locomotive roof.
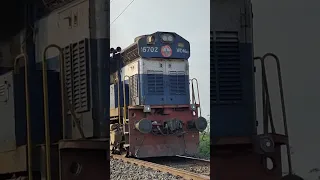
[121,31,189,53]
[119,31,190,61]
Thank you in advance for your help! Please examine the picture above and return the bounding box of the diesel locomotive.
[0,0,110,179]
[109,32,208,158]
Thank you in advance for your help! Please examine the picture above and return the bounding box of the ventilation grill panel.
[146,70,164,95]
[212,31,242,104]
[63,39,90,113]
[129,75,139,105]
[64,45,73,105]
[169,71,186,95]
[122,44,140,64]
[0,83,6,97]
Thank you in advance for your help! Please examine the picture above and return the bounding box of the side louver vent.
[169,71,186,95]
[63,39,90,113]
[129,75,139,105]
[121,44,139,64]
[64,45,73,105]
[146,70,164,95]
[212,31,242,104]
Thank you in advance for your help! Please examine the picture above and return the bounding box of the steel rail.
[112,155,210,180]
[176,155,210,163]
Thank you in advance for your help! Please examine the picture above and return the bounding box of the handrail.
[14,53,33,180]
[42,45,63,180]
[42,44,86,180]
[190,78,201,116]
[254,57,276,134]
[254,53,292,174]
[261,53,292,174]
[116,77,121,125]
[122,75,130,124]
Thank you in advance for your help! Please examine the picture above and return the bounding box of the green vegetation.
[199,132,210,158]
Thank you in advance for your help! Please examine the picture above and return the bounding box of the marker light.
[161,33,174,43]
[143,105,151,113]
[190,104,196,111]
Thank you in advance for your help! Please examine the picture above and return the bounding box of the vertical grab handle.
[14,54,33,180]
[42,44,66,180]
[42,44,86,180]
[123,75,130,124]
[116,77,121,125]
[190,78,202,117]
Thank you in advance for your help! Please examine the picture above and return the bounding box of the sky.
[110,0,210,119]
[252,0,320,179]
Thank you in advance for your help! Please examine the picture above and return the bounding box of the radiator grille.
[169,71,186,95]
[212,31,242,104]
[129,75,139,105]
[63,39,90,112]
[64,45,73,105]
[122,44,139,63]
[146,70,164,95]
[0,83,6,97]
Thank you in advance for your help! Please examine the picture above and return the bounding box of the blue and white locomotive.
[110,32,207,158]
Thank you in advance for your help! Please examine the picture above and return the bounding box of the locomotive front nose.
[135,118,152,134]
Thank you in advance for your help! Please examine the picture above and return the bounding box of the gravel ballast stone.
[110,158,184,180]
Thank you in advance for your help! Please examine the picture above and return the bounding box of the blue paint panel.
[110,83,129,108]
[137,32,190,59]
[14,69,62,147]
[139,74,190,105]
[211,43,256,137]
[110,74,190,107]
[35,56,60,71]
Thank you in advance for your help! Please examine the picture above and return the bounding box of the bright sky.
[110,0,210,119]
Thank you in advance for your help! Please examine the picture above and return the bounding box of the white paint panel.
[121,59,139,80]
[165,59,189,75]
[139,58,189,75]
[140,59,165,75]
[35,0,90,62]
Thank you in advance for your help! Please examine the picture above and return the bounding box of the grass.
[199,132,210,158]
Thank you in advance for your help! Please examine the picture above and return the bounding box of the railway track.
[111,155,210,180]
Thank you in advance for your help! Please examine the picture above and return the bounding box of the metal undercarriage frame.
[110,105,201,158]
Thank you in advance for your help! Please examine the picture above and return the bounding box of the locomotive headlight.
[143,105,151,113]
[135,118,152,134]
[147,35,155,44]
[195,117,208,132]
[161,33,174,43]
[187,117,208,132]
